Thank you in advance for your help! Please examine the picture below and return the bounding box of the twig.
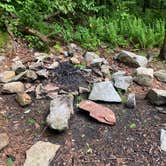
[44,11,60,20]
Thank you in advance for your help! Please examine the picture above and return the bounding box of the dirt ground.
[0,91,166,166]
[0,42,166,166]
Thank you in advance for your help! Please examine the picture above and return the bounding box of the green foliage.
[0,0,165,50]
[129,123,137,129]
[117,89,127,104]
[26,117,36,124]
[6,157,13,166]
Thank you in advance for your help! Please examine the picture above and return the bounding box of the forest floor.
[0,40,166,166]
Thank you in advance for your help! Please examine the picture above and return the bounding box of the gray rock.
[24,141,60,166]
[45,61,59,69]
[112,71,126,79]
[46,95,74,131]
[35,84,46,99]
[2,82,24,93]
[9,71,27,81]
[146,89,166,106]
[114,76,133,91]
[29,62,43,70]
[134,67,153,86]
[0,71,15,83]
[25,70,38,80]
[67,43,82,56]
[90,58,105,66]
[36,69,49,78]
[154,70,166,83]
[0,133,9,151]
[116,50,148,67]
[156,106,166,114]
[11,59,26,74]
[89,81,121,102]
[34,52,50,62]
[0,56,5,65]
[101,64,110,75]
[79,86,90,94]
[126,93,136,108]
[83,52,99,64]
[161,129,166,151]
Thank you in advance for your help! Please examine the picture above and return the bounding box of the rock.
[161,129,166,151]
[79,86,90,94]
[116,50,148,67]
[89,81,121,102]
[10,71,27,81]
[134,67,153,86]
[29,62,43,70]
[0,133,9,151]
[83,52,99,64]
[101,64,110,75]
[146,89,166,106]
[70,57,80,64]
[47,92,58,99]
[36,69,49,78]
[45,61,59,69]
[0,56,5,65]
[126,93,136,108]
[25,70,38,80]
[90,58,105,66]
[0,71,15,82]
[34,52,50,62]
[11,59,26,74]
[46,95,74,131]
[67,43,82,56]
[114,76,133,91]
[112,71,126,79]
[2,82,24,93]
[79,100,116,125]
[35,84,46,99]
[24,141,60,166]
[156,106,166,114]
[154,70,166,83]
[43,83,59,93]
[16,92,32,106]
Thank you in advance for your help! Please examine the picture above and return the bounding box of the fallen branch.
[19,27,56,54]
[44,11,60,21]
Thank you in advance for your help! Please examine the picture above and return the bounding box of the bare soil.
[0,43,166,166]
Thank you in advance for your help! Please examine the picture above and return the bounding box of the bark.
[159,31,166,60]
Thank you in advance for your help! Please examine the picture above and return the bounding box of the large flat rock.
[24,141,60,166]
[89,81,121,102]
[79,100,116,125]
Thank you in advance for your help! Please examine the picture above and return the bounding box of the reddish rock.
[79,100,116,125]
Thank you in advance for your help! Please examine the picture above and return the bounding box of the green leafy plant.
[26,118,36,124]
[130,123,137,129]
[6,157,13,166]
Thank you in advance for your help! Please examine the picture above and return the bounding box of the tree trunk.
[159,31,166,60]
